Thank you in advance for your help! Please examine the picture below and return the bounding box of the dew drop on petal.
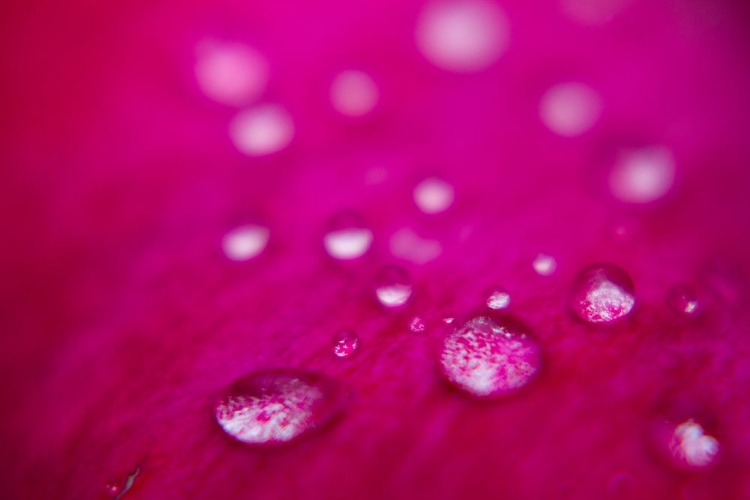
[650,417,720,472]
[409,316,427,333]
[441,314,542,398]
[229,104,295,156]
[533,253,557,276]
[195,40,269,106]
[569,263,635,324]
[331,329,359,358]
[214,369,346,445]
[330,70,379,117]
[486,286,511,310]
[323,212,373,260]
[389,228,442,264]
[666,284,700,317]
[374,265,413,308]
[608,146,675,204]
[222,224,270,261]
[413,177,455,214]
[539,82,602,137]
[416,0,510,73]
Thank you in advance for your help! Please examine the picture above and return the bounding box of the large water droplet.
[440,314,542,398]
[215,369,346,445]
[374,265,413,308]
[332,330,359,358]
[485,286,510,310]
[222,224,269,261]
[666,284,700,318]
[569,263,635,324]
[649,416,720,472]
[323,212,373,260]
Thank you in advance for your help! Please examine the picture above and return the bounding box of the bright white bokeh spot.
[533,254,557,276]
[669,419,720,469]
[195,41,269,106]
[324,228,373,260]
[330,70,379,117]
[561,0,628,25]
[222,225,270,261]
[389,228,442,264]
[608,146,675,203]
[230,104,295,156]
[416,0,509,73]
[413,177,455,214]
[486,287,511,310]
[539,82,602,137]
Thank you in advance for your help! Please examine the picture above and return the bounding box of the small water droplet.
[229,103,295,156]
[215,369,346,445]
[443,317,455,324]
[409,316,426,333]
[332,330,359,358]
[104,467,140,499]
[441,314,542,398]
[413,177,455,214]
[607,146,675,204]
[374,265,413,308]
[666,284,700,317]
[533,253,557,276]
[485,286,510,310]
[649,416,720,472]
[323,212,373,260]
[222,224,269,261]
[569,263,635,324]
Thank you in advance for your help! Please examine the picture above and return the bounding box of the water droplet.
[649,416,720,472]
[389,227,442,264]
[222,224,269,261]
[441,314,542,398]
[608,146,675,204]
[443,317,455,324]
[330,70,379,117]
[540,82,602,137]
[666,284,700,317]
[323,212,373,260]
[332,330,359,358]
[229,103,295,156]
[569,263,635,324]
[214,369,346,445]
[416,0,510,73]
[413,177,455,214]
[486,286,510,310]
[374,265,413,308]
[533,253,557,276]
[105,468,140,499]
[409,316,427,333]
[195,40,269,106]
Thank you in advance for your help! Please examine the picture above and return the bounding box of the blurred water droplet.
[608,146,675,204]
[486,286,511,310]
[409,316,427,333]
[324,212,373,260]
[222,224,269,261]
[649,416,720,472]
[416,0,509,73]
[195,40,268,106]
[666,284,700,317]
[533,253,557,276]
[332,330,360,358]
[330,70,379,117]
[229,103,295,156]
[389,228,442,264]
[441,314,542,398]
[215,369,346,445]
[443,317,455,324]
[540,82,602,137]
[413,177,455,214]
[569,263,635,324]
[374,265,413,308]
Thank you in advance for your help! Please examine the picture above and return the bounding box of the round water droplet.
[485,286,510,310]
[214,369,346,445]
[229,103,295,156]
[533,253,557,276]
[413,177,455,214]
[666,284,700,317]
[649,416,720,472]
[539,82,602,137]
[330,70,379,117]
[323,212,373,260]
[569,263,635,324]
[195,40,269,106]
[374,265,413,308]
[607,146,675,204]
[222,224,269,261]
[409,316,426,333]
[332,330,359,358]
[441,314,542,398]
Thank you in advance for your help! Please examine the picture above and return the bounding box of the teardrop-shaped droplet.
[323,212,373,260]
[649,416,720,472]
[441,314,542,398]
[569,263,635,324]
[666,284,700,317]
[374,265,413,308]
[485,286,510,310]
[214,369,346,445]
[332,330,359,358]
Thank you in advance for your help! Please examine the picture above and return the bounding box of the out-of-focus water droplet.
[569,263,635,324]
[332,330,359,358]
[195,40,269,106]
[222,224,269,261]
[323,212,373,260]
[409,316,427,333]
[608,146,675,204]
[666,284,700,317]
[441,314,542,398]
[486,286,510,310]
[649,416,720,472]
[330,70,379,117]
[416,0,509,73]
[443,317,455,324]
[229,103,295,156]
[389,228,442,264]
[374,265,413,308]
[540,82,602,137]
[413,177,455,214]
[533,253,557,276]
[215,369,346,445]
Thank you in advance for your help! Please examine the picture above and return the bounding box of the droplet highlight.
[222,224,269,261]
[413,177,455,214]
[229,103,295,156]
[569,263,635,323]
[650,416,720,472]
[195,40,269,106]
[374,265,413,308]
[215,369,346,445]
[608,146,675,204]
[323,212,373,260]
[332,330,359,358]
[533,253,557,276]
[485,286,510,310]
[666,284,700,317]
[441,314,542,398]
